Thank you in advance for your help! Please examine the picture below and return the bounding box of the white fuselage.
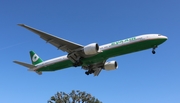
[34,34,167,70]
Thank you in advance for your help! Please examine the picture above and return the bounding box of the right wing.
[18,24,84,53]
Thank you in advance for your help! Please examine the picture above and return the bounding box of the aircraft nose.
[160,35,168,43]
[163,36,168,40]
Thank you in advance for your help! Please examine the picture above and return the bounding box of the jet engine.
[104,61,118,71]
[84,43,99,55]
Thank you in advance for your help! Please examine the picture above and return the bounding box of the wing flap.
[93,68,102,76]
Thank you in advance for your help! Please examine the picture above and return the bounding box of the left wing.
[18,24,84,53]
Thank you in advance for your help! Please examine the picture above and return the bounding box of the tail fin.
[30,51,43,65]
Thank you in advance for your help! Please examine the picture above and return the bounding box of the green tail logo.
[29,51,43,65]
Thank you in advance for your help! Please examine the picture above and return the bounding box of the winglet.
[18,24,24,26]
[18,24,28,28]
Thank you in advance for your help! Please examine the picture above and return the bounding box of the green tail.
[29,51,43,65]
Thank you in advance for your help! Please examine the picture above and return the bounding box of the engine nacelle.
[84,43,99,55]
[104,61,118,71]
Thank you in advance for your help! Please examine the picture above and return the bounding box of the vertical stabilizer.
[30,51,43,65]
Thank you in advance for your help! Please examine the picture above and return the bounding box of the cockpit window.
[158,34,162,36]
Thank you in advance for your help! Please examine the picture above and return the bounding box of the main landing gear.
[73,61,83,67]
[85,69,95,75]
[68,52,83,67]
[152,45,157,54]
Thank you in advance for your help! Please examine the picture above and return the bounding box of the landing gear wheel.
[77,61,83,66]
[85,71,89,75]
[73,61,83,67]
[89,70,94,74]
[152,45,157,54]
[85,69,95,75]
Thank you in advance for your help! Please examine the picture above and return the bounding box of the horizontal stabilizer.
[13,61,42,75]
[13,61,35,68]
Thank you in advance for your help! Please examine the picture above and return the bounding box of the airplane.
[13,24,168,76]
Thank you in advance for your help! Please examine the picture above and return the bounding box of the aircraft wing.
[18,24,84,53]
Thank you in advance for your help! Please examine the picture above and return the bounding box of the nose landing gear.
[152,45,157,54]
